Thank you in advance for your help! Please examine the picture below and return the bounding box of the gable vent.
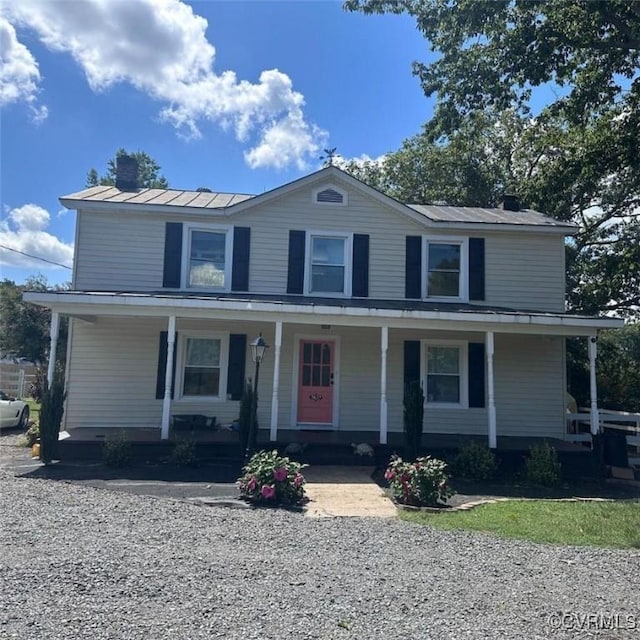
[317,188,344,204]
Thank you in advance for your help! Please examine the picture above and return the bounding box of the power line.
[0,244,72,269]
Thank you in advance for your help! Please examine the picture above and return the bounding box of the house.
[25,159,623,451]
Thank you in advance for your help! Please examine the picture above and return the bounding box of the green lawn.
[25,398,41,423]
[401,500,640,549]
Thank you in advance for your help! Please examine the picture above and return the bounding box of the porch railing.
[566,408,640,450]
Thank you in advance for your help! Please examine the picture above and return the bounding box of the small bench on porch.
[171,414,217,432]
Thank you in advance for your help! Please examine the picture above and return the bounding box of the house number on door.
[309,393,324,402]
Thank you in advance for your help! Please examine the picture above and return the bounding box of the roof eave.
[24,291,625,335]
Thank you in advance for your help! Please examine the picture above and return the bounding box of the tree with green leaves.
[568,325,640,413]
[344,0,640,318]
[345,0,640,134]
[0,277,68,368]
[86,149,169,189]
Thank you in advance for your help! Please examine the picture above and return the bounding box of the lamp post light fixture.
[245,333,269,461]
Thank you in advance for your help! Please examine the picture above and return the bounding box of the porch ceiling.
[24,290,623,336]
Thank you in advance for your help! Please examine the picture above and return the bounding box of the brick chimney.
[115,154,138,191]
[502,194,520,211]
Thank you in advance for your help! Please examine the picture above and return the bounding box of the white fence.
[0,366,37,398]
[566,408,640,448]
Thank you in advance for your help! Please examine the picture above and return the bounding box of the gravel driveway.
[2,435,639,639]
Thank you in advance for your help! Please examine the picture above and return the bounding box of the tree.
[568,325,640,413]
[344,1,640,317]
[0,277,68,368]
[342,110,524,207]
[86,149,169,189]
[345,1,640,134]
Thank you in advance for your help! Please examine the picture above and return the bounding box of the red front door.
[297,340,334,424]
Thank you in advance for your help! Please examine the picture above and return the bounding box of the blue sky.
[0,0,434,286]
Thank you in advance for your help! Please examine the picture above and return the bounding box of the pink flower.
[247,476,257,492]
[273,467,288,482]
[293,473,304,488]
[261,484,276,499]
[384,469,395,481]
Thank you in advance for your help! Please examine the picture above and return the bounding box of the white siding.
[494,334,566,438]
[74,211,165,290]
[73,181,567,310]
[484,233,565,312]
[65,317,165,428]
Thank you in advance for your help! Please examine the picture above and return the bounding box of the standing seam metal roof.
[60,185,574,228]
[406,203,570,227]
[66,186,255,209]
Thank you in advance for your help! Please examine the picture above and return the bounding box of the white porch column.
[486,331,497,449]
[380,326,389,445]
[46,311,60,386]
[270,321,283,441]
[160,315,176,440]
[588,335,600,435]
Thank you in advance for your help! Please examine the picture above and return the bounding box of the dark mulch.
[371,467,640,508]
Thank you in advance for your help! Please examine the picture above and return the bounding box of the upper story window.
[183,224,232,290]
[178,333,229,399]
[424,237,468,300]
[306,232,352,296]
[312,184,348,206]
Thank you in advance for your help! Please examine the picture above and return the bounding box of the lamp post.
[245,333,269,461]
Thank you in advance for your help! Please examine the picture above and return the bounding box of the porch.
[24,289,623,459]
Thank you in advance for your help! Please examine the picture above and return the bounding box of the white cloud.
[0,204,74,270]
[1,0,327,169]
[0,16,46,122]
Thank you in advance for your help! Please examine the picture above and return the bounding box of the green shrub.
[524,442,561,486]
[452,441,497,481]
[403,381,424,461]
[23,422,41,447]
[169,439,197,466]
[385,454,455,507]
[39,375,66,465]
[102,433,131,468]
[238,450,307,506]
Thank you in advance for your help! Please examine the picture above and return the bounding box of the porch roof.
[24,290,623,336]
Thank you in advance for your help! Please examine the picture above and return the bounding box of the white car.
[0,391,30,429]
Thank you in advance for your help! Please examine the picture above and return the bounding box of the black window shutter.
[404,340,421,390]
[287,230,306,294]
[163,223,183,288]
[468,342,486,408]
[231,227,250,291]
[227,334,247,401]
[468,238,485,301]
[405,236,422,299]
[352,234,369,297]
[155,331,178,399]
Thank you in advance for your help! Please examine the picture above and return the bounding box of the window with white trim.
[178,334,228,399]
[306,233,352,295]
[424,238,467,299]
[184,225,231,289]
[422,341,467,407]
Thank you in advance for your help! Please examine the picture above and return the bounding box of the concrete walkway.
[303,465,397,518]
